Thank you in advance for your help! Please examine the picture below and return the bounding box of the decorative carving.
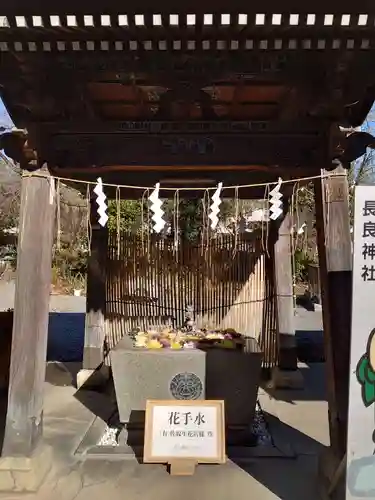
[162,137,215,155]
[41,130,326,168]
[156,85,216,119]
[41,120,314,135]
[56,52,290,81]
[169,372,203,400]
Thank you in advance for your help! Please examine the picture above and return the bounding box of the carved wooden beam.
[51,164,318,175]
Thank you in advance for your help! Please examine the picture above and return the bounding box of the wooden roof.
[0,0,374,186]
[0,1,375,125]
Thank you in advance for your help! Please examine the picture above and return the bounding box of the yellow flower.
[135,334,148,348]
[148,339,163,349]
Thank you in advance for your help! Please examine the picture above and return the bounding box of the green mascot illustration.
[357,328,375,407]
[347,328,375,497]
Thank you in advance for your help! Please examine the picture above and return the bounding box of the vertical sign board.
[346,186,375,498]
[144,400,225,475]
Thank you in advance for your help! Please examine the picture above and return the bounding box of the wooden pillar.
[271,201,303,388]
[2,169,55,457]
[314,164,352,458]
[274,212,297,369]
[82,200,108,372]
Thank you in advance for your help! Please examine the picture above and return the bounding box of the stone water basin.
[111,335,206,424]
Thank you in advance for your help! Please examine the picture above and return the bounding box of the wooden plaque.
[143,399,226,472]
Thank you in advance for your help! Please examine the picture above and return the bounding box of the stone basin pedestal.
[111,336,206,426]
[203,337,263,445]
[111,335,262,449]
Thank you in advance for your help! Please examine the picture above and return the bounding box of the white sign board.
[346,186,375,498]
[143,400,225,464]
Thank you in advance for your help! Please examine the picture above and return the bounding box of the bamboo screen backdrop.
[105,231,278,368]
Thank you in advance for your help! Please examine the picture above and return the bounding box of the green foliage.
[294,248,315,283]
[107,199,144,233]
[107,198,237,241]
[0,184,20,230]
[52,243,87,293]
[52,245,87,277]
[0,176,20,267]
[51,264,86,293]
[295,183,314,213]
[289,182,317,283]
[167,199,203,242]
[166,198,237,242]
[49,191,89,289]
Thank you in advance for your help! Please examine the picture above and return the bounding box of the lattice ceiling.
[0,12,372,28]
[0,4,375,127]
[0,11,374,52]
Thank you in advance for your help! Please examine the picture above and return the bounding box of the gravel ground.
[0,280,324,363]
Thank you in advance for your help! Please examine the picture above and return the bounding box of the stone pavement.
[0,361,329,500]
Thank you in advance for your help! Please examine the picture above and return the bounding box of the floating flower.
[148,339,163,349]
[183,341,196,349]
[159,339,171,348]
[171,342,182,349]
[134,333,148,348]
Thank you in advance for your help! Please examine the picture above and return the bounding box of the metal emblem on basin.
[169,372,203,400]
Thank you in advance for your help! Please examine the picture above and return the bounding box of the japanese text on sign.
[161,411,214,438]
[153,406,217,457]
[346,186,375,499]
[361,201,375,281]
[144,401,225,463]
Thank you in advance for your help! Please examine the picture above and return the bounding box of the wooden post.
[275,213,297,369]
[314,165,352,458]
[169,460,196,476]
[78,199,108,387]
[271,202,303,388]
[2,169,55,457]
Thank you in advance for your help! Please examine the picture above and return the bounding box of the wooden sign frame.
[143,399,226,474]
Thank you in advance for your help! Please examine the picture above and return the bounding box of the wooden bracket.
[0,130,38,170]
[168,460,197,476]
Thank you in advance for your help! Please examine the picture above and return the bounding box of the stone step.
[83,442,294,462]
